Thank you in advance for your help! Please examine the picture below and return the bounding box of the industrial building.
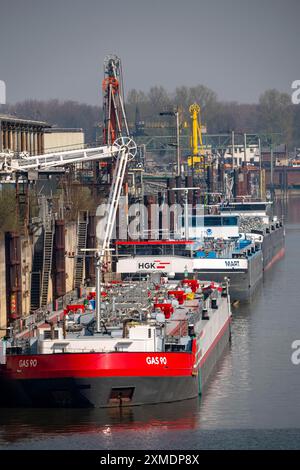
[224,144,260,166]
[44,128,85,153]
[0,115,89,337]
[0,113,50,155]
[0,115,85,156]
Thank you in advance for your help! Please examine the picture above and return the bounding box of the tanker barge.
[219,201,285,298]
[0,277,231,408]
[116,203,284,301]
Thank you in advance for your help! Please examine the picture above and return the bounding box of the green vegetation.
[3,86,299,149]
[127,86,295,148]
[65,184,98,222]
[0,184,100,232]
[0,187,18,232]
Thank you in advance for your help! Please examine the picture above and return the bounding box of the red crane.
[102,55,130,145]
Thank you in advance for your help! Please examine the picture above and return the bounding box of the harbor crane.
[187,103,207,171]
[0,136,136,258]
[102,54,130,145]
[0,55,134,259]
[0,55,135,332]
[0,138,135,174]
[0,135,137,333]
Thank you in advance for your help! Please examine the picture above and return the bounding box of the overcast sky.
[0,0,299,105]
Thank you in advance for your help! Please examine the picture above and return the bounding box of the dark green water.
[1,198,300,449]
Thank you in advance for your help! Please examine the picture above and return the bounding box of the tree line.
[2,86,300,150]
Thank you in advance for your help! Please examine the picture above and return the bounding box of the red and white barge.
[0,278,231,408]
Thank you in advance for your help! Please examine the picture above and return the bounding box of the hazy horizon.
[1,0,299,106]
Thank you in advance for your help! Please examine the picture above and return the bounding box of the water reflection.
[1,197,300,449]
[0,398,201,446]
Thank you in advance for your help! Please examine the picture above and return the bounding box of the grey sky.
[0,0,299,105]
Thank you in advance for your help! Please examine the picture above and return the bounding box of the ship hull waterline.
[0,320,231,408]
[197,229,285,301]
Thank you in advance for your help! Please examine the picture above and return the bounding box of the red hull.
[0,319,231,407]
[2,351,196,380]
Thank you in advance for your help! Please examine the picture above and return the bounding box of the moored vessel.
[115,201,285,301]
[220,200,285,271]
[0,277,232,408]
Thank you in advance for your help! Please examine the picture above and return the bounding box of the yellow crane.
[187,103,206,170]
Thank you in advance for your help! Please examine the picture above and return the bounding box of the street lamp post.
[258,137,263,199]
[159,110,180,177]
[231,130,235,169]
[270,141,274,200]
[81,248,114,333]
[95,252,102,333]
[175,110,180,177]
[243,133,247,166]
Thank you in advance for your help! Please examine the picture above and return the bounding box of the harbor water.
[1,197,300,450]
